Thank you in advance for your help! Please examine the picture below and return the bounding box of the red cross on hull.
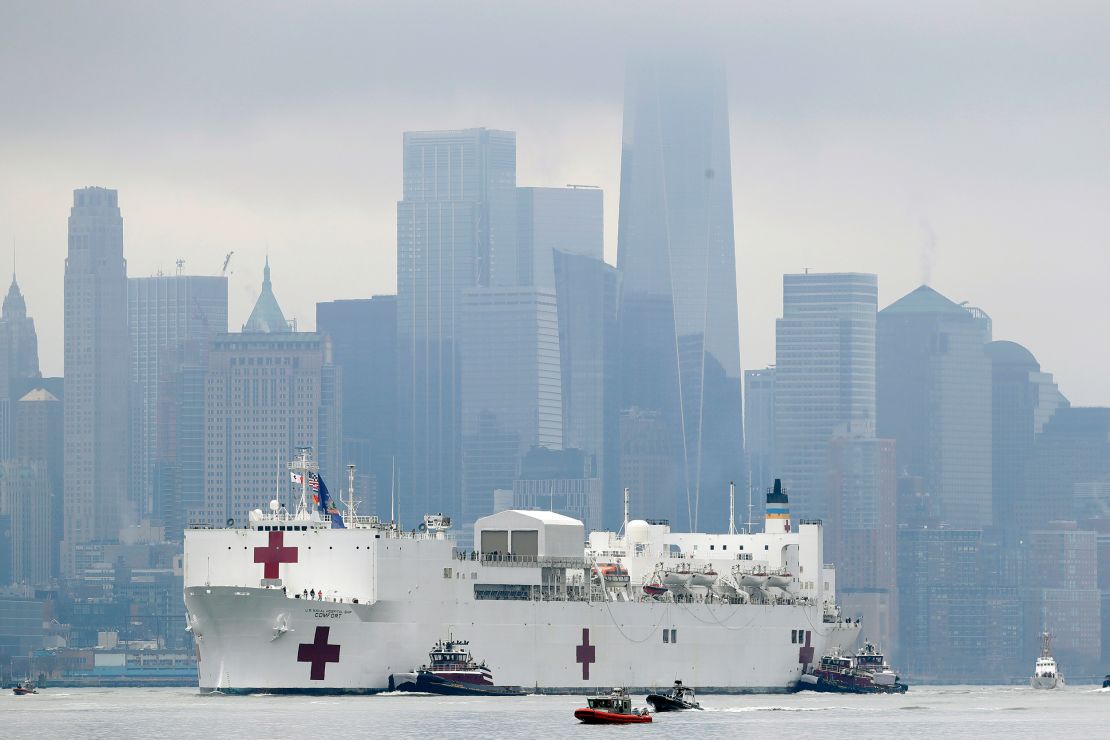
[298,626,341,680]
[798,630,814,667]
[254,530,298,579]
[576,628,596,680]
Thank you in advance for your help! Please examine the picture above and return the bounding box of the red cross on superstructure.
[298,626,341,680]
[576,628,596,680]
[798,630,814,668]
[254,530,298,579]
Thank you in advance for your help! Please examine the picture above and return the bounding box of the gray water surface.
[3,685,1107,739]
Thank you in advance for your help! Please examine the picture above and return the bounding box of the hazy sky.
[3,1,1109,403]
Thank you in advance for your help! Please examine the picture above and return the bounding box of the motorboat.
[575,688,652,724]
[646,680,702,711]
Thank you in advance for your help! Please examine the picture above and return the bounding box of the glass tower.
[775,272,877,522]
[397,129,517,527]
[616,56,743,531]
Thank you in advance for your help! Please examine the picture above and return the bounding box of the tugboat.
[12,680,37,696]
[574,688,652,724]
[388,636,526,696]
[1030,632,1064,689]
[798,643,908,694]
[646,680,702,711]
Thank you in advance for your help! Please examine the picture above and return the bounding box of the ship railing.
[465,553,590,569]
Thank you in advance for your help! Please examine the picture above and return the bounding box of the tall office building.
[1026,407,1110,533]
[744,368,776,518]
[897,527,986,679]
[459,287,561,533]
[397,128,516,527]
[986,340,1067,542]
[128,275,227,525]
[0,275,41,459]
[63,187,130,573]
[619,407,671,521]
[826,421,897,652]
[552,251,620,527]
[616,56,743,531]
[197,261,340,527]
[1025,522,1101,677]
[878,285,993,529]
[517,186,603,288]
[317,296,397,517]
[774,273,877,522]
[13,386,63,580]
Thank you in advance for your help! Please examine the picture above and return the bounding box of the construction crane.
[221,251,234,276]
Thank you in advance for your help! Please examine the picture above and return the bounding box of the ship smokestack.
[764,478,792,534]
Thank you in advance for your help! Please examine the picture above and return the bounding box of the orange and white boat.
[574,688,652,724]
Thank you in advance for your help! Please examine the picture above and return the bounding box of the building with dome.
[196,259,340,528]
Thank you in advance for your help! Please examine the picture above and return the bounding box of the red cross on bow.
[576,628,596,680]
[298,626,341,680]
[254,530,298,579]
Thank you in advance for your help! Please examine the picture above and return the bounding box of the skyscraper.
[14,386,63,580]
[743,367,776,515]
[0,275,41,459]
[197,261,340,527]
[775,273,877,522]
[316,295,397,516]
[552,251,620,527]
[128,274,227,526]
[616,56,743,531]
[397,128,516,526]
[63,187,129,573]
[878,285,993,529]
[459,287,561,533]
[1026,407,1110,532]
[516,186,603,289]
[986,340,1067,542]
[826,421,897,652]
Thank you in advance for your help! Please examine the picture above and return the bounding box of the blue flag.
[312,473,345,529]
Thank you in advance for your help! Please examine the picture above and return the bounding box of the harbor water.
[3,685,1108,738]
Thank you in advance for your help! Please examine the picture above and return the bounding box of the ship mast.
[289,447,317,520]
[346,463,359,519]
[728,481,736,536]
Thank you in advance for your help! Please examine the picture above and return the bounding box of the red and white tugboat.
[388,636,525,696]
[575,688,652,724]
[798,643,907,694]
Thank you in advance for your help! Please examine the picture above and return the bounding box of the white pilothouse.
[183,457,860,693]
[1030,631,1064,689]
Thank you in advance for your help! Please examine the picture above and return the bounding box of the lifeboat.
[689,568,718,588]
[662,570,691,589]
[765,572,793,590]
[642,583,667,598]
[738,571,768,589]
[575,688,652,724]
[596,562,630,584]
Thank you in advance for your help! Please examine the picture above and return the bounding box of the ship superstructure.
[1030,631,1064,689]
[183,465,859,694]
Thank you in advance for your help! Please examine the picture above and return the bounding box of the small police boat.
[646,680,701,711]
[574,688,652,724]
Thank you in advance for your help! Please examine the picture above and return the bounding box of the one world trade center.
[617,56,744,532]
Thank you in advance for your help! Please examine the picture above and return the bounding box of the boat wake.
[708,705,860,713]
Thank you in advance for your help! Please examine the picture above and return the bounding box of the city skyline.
[3,3,1110,405]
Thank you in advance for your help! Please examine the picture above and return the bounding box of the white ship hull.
[187,586,858,693]
[184,486,860,694]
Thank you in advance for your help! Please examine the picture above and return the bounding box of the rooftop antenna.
[746,467,755,534]
[390,456,397,530]
[346,464,358,519]
[622,487,630,535]
[728,481,736,536]
[176,259,185,276]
